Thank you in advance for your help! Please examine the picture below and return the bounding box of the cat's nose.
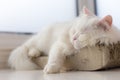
[73,36,77,40]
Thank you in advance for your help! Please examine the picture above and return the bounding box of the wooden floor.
[0,69,120,80]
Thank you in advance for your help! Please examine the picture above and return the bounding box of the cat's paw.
[28,48,41,58]
[44,63,60,74]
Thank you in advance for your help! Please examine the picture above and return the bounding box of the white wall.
[97,0,120,29]
[0,0,76,33]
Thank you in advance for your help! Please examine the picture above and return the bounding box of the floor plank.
[0,69,120,80]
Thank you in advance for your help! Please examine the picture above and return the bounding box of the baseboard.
[0,33,32,50]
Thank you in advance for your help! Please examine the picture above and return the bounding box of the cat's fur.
[8,7,120,73]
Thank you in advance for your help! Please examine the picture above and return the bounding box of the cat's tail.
[8,45,38,70]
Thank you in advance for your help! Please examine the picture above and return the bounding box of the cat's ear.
[80,6,95,16]
[97,15,112,31]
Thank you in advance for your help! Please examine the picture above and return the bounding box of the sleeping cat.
[8,7,120,74]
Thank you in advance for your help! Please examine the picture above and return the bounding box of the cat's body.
[8,20,77,71]
[8,7,120,73]
[25,22,73,56]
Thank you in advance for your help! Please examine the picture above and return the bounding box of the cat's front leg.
[28,47,41,59]
[44,41,68,74]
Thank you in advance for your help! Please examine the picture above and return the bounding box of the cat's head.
[70,7,113,49]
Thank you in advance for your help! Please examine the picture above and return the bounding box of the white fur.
[8,7,120,73]
[72,14,120,49]
[8,22,75,71]
[8,45,39,70]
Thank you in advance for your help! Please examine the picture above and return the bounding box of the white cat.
[8,7,120,74]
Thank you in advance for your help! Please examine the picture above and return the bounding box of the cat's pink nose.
[73,37,77,40]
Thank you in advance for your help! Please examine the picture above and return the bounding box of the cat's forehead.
[75,15,99,31]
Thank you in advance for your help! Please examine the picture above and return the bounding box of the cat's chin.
[73,44,82,50]
[73,42,86,50]
[74,46,80,50]
[73,41,84,50]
